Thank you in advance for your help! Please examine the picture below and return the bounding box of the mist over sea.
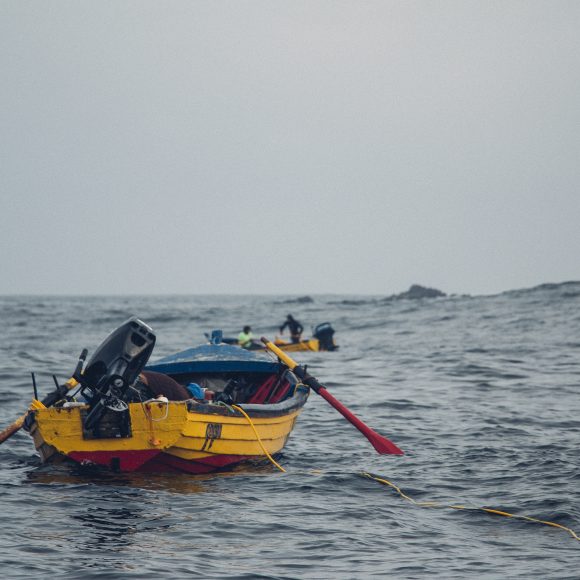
[0,283,579,578]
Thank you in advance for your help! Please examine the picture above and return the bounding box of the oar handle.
[266,346,323,393]
[0,415,26,445]
[0,348,85,447]
[262,337,298,370]
[0,377,78,446]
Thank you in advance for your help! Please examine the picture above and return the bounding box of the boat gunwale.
[30,385,309,424]
[186,385,309,418]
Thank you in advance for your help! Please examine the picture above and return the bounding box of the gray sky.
[1,1,579,296]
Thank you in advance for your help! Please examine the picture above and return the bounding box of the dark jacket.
[280,317,303,336]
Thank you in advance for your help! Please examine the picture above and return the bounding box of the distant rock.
[502,280,580,299]
[275,295,314,305]
[383,284,447,301]
[295,295,314,304]
[399,284,446,299]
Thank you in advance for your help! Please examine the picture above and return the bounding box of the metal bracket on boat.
[210,330,223,345]
[103,395,129,413]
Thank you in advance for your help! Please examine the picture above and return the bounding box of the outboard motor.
[80,318,156,431]
[313,322,337,351]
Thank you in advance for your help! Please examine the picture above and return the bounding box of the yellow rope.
[231,404,286,473]
[362,472,580,543]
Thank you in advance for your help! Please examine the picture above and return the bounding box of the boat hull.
[272,338,320,352]
[220,337,324,352]
[29,388,308,473]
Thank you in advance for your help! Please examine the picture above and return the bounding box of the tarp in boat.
[145,342,280,375]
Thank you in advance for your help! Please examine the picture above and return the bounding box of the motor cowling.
[313,322,337,351]
[80,318,156,430]
[82,318,156,390]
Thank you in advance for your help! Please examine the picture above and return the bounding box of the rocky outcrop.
[383,284,447,301]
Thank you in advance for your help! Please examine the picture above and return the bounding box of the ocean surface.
[0,285,579,578]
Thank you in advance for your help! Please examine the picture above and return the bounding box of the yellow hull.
[30,389,308,473]
[272,338,320,352]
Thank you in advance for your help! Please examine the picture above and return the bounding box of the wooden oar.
[0,415,28,445]
[0,349,87,445]
[261,337,404,455]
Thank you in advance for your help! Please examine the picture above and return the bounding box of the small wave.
[449,363,527,380]
[328,299,374,306]
[273,296,314,305]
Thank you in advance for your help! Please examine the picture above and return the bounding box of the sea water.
[0,285,579,578]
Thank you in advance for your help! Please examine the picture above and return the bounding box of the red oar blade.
[317,387,404,455]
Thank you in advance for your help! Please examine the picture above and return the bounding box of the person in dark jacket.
[279,314,303,343]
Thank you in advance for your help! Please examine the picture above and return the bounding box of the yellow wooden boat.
[272,337,320,352]
[220,322,339,353]
[24,321,309,474]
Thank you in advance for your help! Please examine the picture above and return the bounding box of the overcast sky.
[1,1,579,296]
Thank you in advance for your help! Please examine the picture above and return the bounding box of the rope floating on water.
[201,401,578,543]
[362,472,580,543]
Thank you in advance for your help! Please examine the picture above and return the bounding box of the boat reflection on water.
[25,459,281,494]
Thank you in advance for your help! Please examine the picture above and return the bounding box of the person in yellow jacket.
[238,326,254,349]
